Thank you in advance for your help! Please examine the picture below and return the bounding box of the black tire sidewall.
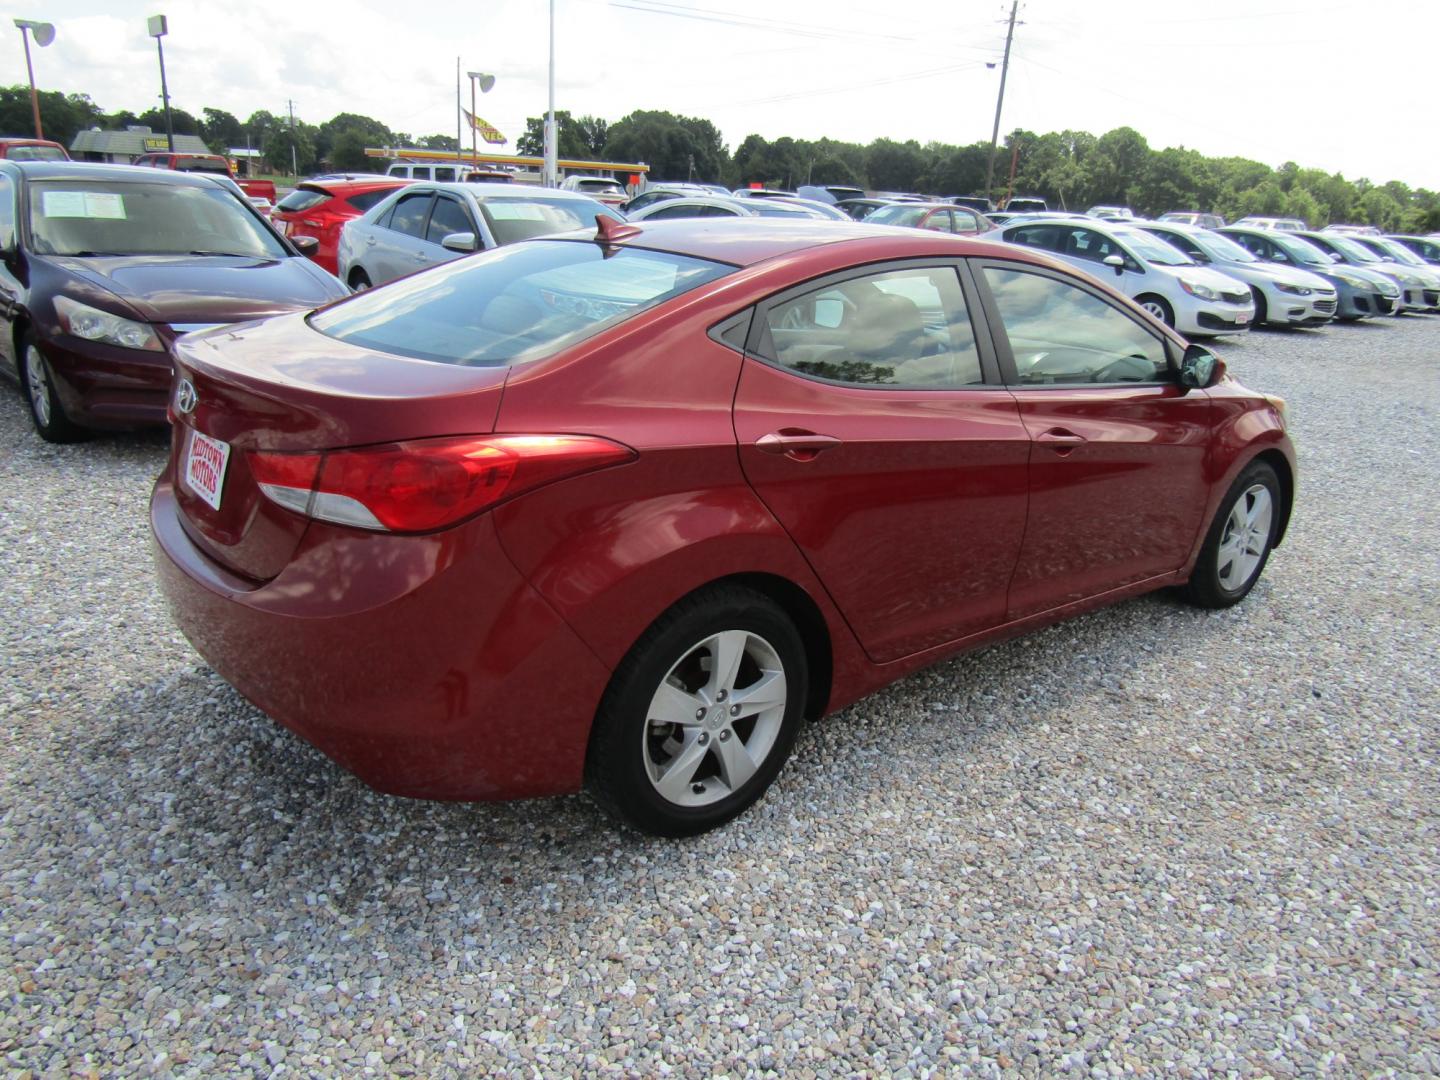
[587,588,807,837]
[1186,460,1281,608]
[19,333,84,444]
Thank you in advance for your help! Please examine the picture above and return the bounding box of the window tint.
[310,241,732,367]
[346,188,395,214]
[984,266,1168,385]
[0,175,13,239]
[761,266,983,388]
[952,209,983,234]
[700,204,742,217]
[1008,224,1061,251]
[1151,229,1202,260]
[921,209,954,232]
[647,203,705,220]
[387,192,434,238]
[434,167,457,182]
[425,195,474,243]
[1060,227,1124,264]
[411,167,431,181]
[276,188,330,213]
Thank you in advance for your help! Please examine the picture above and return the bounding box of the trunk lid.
[168,312,510,581]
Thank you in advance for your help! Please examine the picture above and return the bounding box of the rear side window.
[387,192,434,238]
[425,195,473,243]
[276,188,331,213]
[309,240,734,367]
[346,188,395,214]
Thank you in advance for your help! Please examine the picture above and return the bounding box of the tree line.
[10,86,1439,232]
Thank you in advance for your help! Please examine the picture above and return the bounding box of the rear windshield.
[28,180,289,258]
[276,187,331,212]
[5,144,67,161]
[309,239,734,367]
[477,196,624,244]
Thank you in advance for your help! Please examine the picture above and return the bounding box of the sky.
[12,0,1440,189]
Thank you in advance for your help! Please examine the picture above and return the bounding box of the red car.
[271,176,411,275]
[151,218,1295,836]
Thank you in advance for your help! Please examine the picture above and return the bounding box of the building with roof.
[68,126,213,163]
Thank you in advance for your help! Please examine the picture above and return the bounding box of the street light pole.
[466,71,496,166]
[147,15,174,152]
[544,0,557,188]
[12,19,56,140]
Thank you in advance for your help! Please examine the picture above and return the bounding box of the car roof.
[297,176,410,193]
[0,160,231,186]
[1142,220,1202,233]
[565,217,1013,268]
[402,181,595,198]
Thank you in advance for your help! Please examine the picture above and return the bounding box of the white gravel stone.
[1,316,1438,1076]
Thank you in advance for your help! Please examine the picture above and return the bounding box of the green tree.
[200,107,243,151]
[136,106,201,137]
[865,138,927,191]
[604,110,728,182]
[0,86,103,144]
[417,134,459,151]
[516,111,591,158]
[316,112,395,168]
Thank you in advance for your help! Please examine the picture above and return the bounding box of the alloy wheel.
[642,629,788,808]
[1216,483,1273,591]
[25,345,52,429]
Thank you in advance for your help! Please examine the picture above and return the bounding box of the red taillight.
[248,435,635,533]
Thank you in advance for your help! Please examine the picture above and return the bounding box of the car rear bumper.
[150,475,614,801]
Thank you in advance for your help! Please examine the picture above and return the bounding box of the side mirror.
[1103,253,1125,275]
[441,231,479,253]
[1179,343,1225,389]
[290,235,320,256]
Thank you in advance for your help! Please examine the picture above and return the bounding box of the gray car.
[1217,226,1399,320]
[627,195,836,222]
[336,182,624,290]
[1139,221,1338,327]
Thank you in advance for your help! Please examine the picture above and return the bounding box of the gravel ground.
[1,316,1437,1078]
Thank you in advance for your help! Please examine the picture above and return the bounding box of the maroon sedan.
[271,175,410,276]
[0,161,348,442]
[151,217,1295,836]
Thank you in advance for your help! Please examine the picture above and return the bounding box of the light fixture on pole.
[12,19,55,140]
[147,14,175,153]
[466,71,495,166]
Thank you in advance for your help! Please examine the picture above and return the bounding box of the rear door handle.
[756,431,842,461]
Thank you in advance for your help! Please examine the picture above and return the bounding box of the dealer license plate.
[1235,312,1250,325]
[185,430,231,511]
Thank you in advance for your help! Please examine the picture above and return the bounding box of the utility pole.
[544,0,558,188]
[984,0,1019,200]
[287,98,298,176]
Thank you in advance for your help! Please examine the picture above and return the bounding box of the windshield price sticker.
[41,191,128,219]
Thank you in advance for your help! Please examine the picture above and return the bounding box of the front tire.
[1250,287,1269,326]
[586,586,807,837]
[1137,294,1175,327]
[19,333,87,444]
[1182,460,1281,609]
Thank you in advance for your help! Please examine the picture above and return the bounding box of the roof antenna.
[595,214,642,252]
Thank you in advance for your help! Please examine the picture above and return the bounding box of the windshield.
[1193,229,1256,262]
[6,145,67,162]
[28,180,287,258]
[1270,234,1334,267]
[309,240,734,367]
[750,201,819,218]
[1368,238,1424,265]
[1116,227,1192,266]
[866,205,929,227]
[1319,235,1379,263]
[575,179,624,195]
[475,196,623,244]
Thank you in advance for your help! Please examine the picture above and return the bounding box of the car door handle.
[415,252,429,261]
[365,236,376,245]
[756,431,842,461]
[1037,427,1086,454]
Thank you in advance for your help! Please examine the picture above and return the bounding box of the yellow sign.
[462,108,507,146]
[143,137,170,151]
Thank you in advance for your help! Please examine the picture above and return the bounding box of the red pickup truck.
[132,151,277,208]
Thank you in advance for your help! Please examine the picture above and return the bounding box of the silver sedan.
[336,182,625,290]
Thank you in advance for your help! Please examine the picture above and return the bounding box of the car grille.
[1424,290,1439,306]
[1314,300,1336,314]
[1220,289,1249,305]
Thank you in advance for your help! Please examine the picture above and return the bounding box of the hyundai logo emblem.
[175,379,198,415]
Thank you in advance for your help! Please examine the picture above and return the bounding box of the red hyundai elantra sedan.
[151,217,1295,836]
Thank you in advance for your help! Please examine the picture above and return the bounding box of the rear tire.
[586,585,807,837]
[1137,294,1175,327]
[1181,460,1281,609]
[18,333,87,444]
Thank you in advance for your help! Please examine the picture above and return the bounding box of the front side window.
[760,266,983,388]
[386,192,434,238]
[983,266,1168,385]
[425,195,474,243]
[27,180,288,258]
[310,240,733,367]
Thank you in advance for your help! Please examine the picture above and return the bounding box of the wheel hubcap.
[642,629,787,808]
[25,346,51,428]
[1216,483,1273,591]
[1142,301,1165,319]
